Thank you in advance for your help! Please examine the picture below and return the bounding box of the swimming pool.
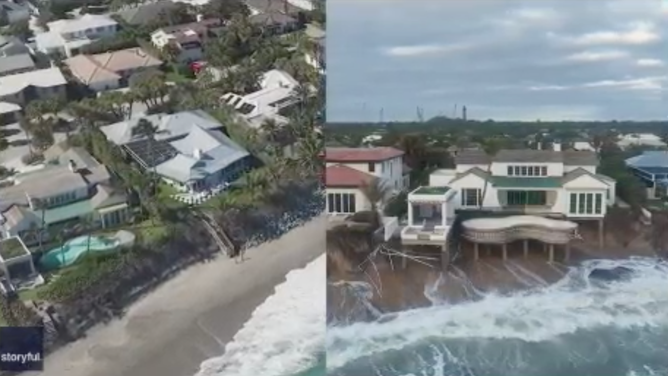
[40,235,120,270]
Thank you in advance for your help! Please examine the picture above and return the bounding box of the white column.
[408,202,414,226]
[441,202,446,227]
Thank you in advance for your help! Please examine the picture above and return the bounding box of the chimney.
[68,159,77,172]
[553,141,561,152]
[193,148,202,159]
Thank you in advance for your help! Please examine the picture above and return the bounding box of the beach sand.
[42,216,326,376]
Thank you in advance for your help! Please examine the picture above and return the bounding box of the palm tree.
[30,198,47,251]
[360,177,391,230]
[478,138,502,210]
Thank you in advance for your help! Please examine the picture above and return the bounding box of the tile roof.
[325,164,375,188]
[325,147,405,162]
[65,48,162,85]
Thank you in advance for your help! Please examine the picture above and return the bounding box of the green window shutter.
[585,193,593,214]
[570,193,577,213]
[578,193,586,214]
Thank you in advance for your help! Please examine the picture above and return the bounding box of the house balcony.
[400,218,454,245]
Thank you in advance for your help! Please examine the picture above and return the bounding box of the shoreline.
[327,227,659,323]
[42,216,326,376]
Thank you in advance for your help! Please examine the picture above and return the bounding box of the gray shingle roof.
[155,126,249,183]
[101,110,222,145]
[0,53,35,75]
[454,149,490,165]
[115,1,178,25]
[455,149,598,166]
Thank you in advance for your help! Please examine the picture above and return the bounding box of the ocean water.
[327,257,668,376]
[195,254,326,376]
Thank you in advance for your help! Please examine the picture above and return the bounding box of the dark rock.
[588,266,634,282]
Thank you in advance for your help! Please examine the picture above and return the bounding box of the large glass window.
[327,193,357,213]
[506,191,547,206]
[461,188,481,207]
[569,192,604,215]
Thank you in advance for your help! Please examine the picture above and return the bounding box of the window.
[507,191,546,206]
[461,188,481,207]
[327,193,356,213]
[507,165,548,176]
[368,163,375,172]
[595,194,602,214]
[569,192,604,215]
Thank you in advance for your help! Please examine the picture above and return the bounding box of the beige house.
[0,143,130,245]
[0,67,67,106]
[65,47,163,92]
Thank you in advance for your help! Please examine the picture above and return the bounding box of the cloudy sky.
[327,0,667,122]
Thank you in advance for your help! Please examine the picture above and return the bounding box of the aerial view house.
[248,11,299,35]
[0,53,36,77]
[617,133,666,149]
[0,143,130,245]
[625,151,668,199]
[114,1,178,26]
[0,101,20,125]
[401,143,616,249]
[244,0,301,15]
[0,0,30,24]
[150,19,222,64]
[100,110,251,194]
[0,67,67,106]
[324,147,408,215]
[0,236,41,292]
[65,47,163,92]
[0,35,29,57]
[222,69,301,127]
[35,14,119,57]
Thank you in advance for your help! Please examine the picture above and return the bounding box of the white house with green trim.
[401,145,616,245]
[0,143,130,246]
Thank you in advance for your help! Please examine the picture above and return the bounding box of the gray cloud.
[327,0,667,122]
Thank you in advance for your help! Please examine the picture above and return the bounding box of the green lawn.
[0,237,28,260]
[133,219,168,244]
[18,286,45,302]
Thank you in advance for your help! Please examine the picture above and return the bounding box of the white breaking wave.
[327,257,668,369]
[196,254,326,376]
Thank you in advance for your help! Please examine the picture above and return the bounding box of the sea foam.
[196,254,326,376]
[327,257,668,369]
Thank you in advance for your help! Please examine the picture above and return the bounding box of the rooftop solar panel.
[238,103,256,115]
[124,139,178,169]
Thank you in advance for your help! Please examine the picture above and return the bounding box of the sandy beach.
[41,216,325,376]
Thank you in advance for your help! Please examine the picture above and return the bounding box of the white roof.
[0,101,20,114]
[0,68,67,97]
[47,14,118,34]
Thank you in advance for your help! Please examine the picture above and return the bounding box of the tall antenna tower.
[453,104,458,118]
[416,107,424,122]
